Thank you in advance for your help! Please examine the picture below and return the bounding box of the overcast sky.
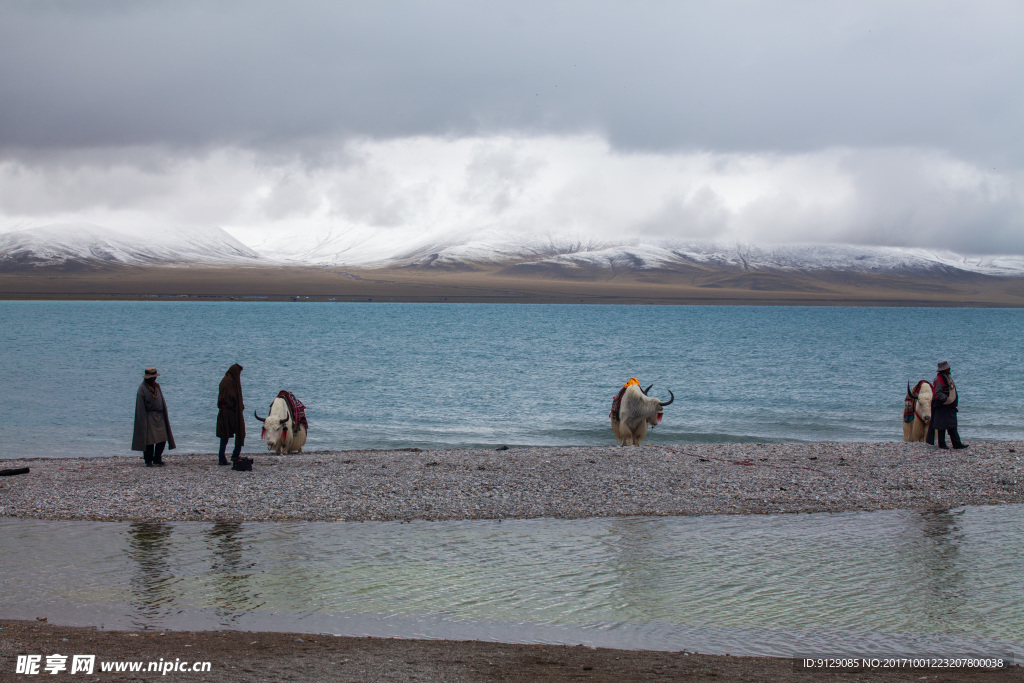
[1,0,1022,255]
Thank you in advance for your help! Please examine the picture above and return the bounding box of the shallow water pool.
[1,506,1021,660]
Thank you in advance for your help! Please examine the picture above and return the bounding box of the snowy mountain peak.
[244,226,1024,277]
[0,223,261,268]
[3,223,1024,278]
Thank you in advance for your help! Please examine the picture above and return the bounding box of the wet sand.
[2,620,1019,682]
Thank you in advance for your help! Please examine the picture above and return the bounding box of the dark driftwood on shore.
[0,467,29,476]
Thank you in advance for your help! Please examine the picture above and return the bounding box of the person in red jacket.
[926,360,968,450]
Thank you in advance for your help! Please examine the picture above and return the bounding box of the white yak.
[255,397,307,454]
[902,380,933,442]
[611,383,674,446]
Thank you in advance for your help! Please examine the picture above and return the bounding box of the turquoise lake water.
[1,302,1021,458]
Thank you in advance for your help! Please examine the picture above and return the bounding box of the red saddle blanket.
[277,390,308,431]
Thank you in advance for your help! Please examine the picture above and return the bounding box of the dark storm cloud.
[1,0,1021,164]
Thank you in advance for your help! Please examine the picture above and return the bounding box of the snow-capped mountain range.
[0,223,259,268]
[3,222,1024,278]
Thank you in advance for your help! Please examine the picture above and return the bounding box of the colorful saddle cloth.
[609,377,640,420]
[277,390,308,431]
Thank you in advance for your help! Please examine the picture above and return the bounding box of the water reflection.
[126,522,176,629]
[204,522,262,621]
[915,509,968,628]
[2,507,1021,658]
[602,518,676,621]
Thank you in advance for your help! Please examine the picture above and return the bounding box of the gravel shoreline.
[1,441,1021,522]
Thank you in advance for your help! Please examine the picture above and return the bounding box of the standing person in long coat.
[926,360,968,450]
[132,367,175,467]
[216,363,245,465]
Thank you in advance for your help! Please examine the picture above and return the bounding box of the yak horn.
[907,381,913,398]
[659,389,674,407]
[642,383,653,395]
[254,409,266,422]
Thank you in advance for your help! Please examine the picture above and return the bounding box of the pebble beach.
[2,441,1021,522]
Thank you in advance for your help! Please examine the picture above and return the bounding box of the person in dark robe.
[132,367,175,467]
[216,363,246,465]
[926,360,968,450]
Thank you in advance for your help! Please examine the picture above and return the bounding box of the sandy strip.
[4,263,1024,307]
[1,441,1021,522]
[2,620,1019,682]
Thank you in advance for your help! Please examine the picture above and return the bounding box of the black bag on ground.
[0,467,30,476]
[232,457,253,471]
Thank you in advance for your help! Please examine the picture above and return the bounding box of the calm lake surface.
[1,506,1021,659]
[1,302,1022,459]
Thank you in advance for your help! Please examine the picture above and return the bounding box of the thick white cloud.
[1,1,1021,254]
[1,136,1020,256]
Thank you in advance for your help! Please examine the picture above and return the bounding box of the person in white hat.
[131,367,176,466]
[926,360,967,450]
